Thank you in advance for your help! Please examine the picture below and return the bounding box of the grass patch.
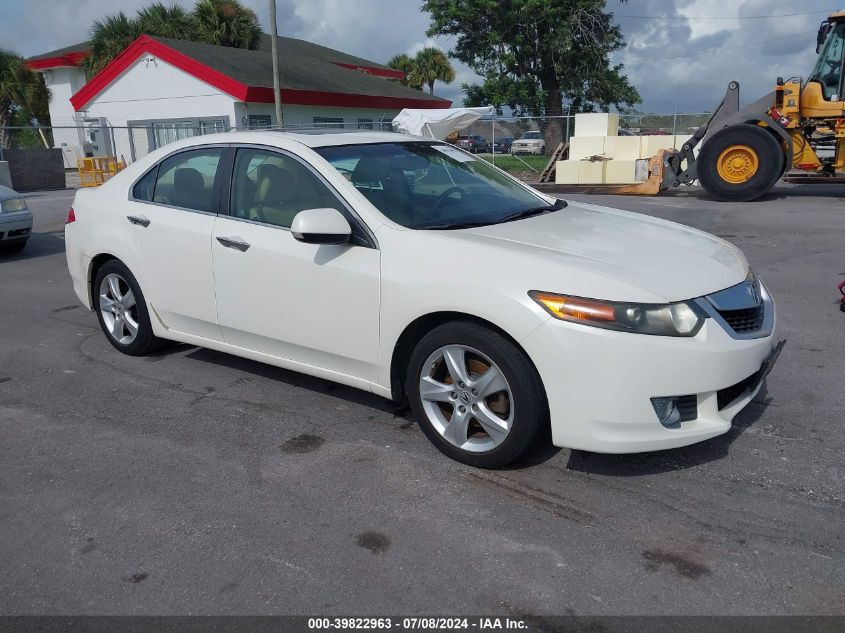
[480,153,549,176]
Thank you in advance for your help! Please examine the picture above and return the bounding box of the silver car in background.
[0,185,32,252]
[510,131,546,155]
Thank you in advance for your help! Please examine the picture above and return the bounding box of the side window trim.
[224,144,378,249]
[127,144,230,216]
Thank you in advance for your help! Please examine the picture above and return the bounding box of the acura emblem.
[459,392,472,404]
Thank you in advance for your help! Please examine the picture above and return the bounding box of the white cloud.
[1,0,835,113]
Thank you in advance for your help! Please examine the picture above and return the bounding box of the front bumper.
[0,211,33,241]
[511,145,543,154]
[521,314,781,453]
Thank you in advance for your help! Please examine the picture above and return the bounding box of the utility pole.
[269,0,284,128]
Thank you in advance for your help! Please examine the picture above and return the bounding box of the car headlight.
[529,290,706,337]
[0,198,27,213]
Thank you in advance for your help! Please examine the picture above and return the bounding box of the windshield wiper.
[417,221,492,230]
[495,198,567,224]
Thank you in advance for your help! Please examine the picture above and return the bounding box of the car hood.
[454,201,748,302]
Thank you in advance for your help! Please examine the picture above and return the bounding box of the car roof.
[192,129,435,149]
[130,130,443,165]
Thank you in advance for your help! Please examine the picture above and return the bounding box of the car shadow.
[156,342,771,474]
[0,231,66,262]
[182,346,401,416]
[564,383,773,476]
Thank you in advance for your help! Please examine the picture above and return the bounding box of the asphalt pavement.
[0,183,843,615]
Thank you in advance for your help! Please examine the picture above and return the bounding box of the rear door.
[122,146,226,341]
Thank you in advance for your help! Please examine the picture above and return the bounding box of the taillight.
[66,207,76,224]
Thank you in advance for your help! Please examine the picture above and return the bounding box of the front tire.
[697,124,784,202]
[1,238,27,253]
[406,322,546,468]
[94,260,163,356]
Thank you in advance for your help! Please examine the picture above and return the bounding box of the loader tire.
[698,124,784,202]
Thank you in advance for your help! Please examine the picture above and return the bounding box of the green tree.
[193,0,261,49]
[137,3,197,40]
[387,53,423,90]
[423,0,640,115]
[0,49,51,148]
[83,12,143,77]
[412,47,456,95]
[83,0,261,78]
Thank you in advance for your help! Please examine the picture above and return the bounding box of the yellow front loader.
[650,10,845,202]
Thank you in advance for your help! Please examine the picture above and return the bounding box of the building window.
[247,115,272,129]
[357,118,374,130]
[131,117,229,150]
[313,116,344,129]
[152,121,197,148]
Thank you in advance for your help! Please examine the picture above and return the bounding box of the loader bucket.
[610,150,670,195]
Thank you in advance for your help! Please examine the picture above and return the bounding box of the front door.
[211,146,380,381]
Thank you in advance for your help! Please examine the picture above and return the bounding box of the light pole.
[269,0,284,128]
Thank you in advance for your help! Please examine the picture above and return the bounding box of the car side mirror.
[291,207,352,245]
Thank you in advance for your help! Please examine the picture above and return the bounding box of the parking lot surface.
[1,184,843,615]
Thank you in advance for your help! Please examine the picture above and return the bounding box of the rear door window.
[151,149,223,212]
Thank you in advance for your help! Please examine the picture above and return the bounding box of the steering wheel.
[432,186,466,217]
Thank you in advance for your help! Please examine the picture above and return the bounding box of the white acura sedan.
[65,130,783,468]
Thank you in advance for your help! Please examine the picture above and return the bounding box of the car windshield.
[522,132,542,139]
[315,141,557,229]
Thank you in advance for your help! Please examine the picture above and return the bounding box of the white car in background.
[65,131,782,468]
[510,131,546,155]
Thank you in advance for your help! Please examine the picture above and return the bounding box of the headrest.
[256,164,287,205]
[351,158,389,185]
[174,168,204,190]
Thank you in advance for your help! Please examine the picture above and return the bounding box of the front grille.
[717,306,765,334]
[717,370,762,410]
[676,395,698,421]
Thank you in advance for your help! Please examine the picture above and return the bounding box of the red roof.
[66,35,450,112]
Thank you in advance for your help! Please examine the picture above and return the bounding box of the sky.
[0,0,836,114]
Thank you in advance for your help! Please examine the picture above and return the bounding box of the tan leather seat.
[351,159,413,225]
[170,168,208,210]
[249,164,302,227]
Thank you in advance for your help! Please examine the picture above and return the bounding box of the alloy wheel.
[98,273,139,345]
[418,344,513,452]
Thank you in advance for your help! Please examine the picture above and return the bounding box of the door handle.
[216,236,251,252]
[127,215,150,227]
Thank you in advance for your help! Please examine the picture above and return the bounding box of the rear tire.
[406,322,546,468]
[94,260,163,356]
[697,124,784,202]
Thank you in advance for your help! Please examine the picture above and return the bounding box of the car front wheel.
[406,322,546,468]
[94,260,163,356]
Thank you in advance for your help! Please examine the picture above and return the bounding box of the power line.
[616,9,835,21]
[623,32,815,63]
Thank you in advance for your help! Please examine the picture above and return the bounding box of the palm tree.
[193,0,261,49]
[83,0,262,79]
[387,53,423,90]
[83,12,143,77]
[137,3,196,40]
[413,47,455,96]
[0,49,51,148]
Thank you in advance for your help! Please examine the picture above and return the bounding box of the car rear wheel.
[697,124,784,202]
[406,322,546,468]
[94,260,163,356]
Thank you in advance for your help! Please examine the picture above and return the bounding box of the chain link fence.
[0,111,710,190]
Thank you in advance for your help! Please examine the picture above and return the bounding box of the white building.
[27,34,450,166]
